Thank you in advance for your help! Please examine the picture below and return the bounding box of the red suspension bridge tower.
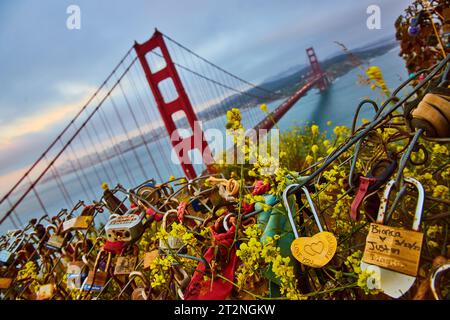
[134,30,214,180]
[306,47,329,91]
[0,30,330,229]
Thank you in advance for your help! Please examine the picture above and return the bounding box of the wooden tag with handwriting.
[362,223,423,277]
[291,231,337,268]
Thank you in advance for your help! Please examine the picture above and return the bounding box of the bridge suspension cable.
[0,30,325,230]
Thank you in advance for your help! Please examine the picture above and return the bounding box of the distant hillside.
[55,37,401,176]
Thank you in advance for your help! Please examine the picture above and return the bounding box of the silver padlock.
[361,176,425,298]
[105,208,145,243]
[159,210,186,255]
[0,234,26,266]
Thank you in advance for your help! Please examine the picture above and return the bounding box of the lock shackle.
[173,266,190,290]
[68,241,85,262]
[80,204,97,217]
[186,174,223,197]
[132,187,164,215]
[68,200,85,218]
[430,262,450,300]
[283,184,300,239]
[349,132,397,191]
[51,215,63,227]
[93,249,112,273]
[162,209,205,232]
[119,243,139,258]
[46,224,58,234]
[376,177,424,231]
[117,271,150,300]
[222,213,236,231]
[283,184,323,239]
[132,178,157,191]
[7,234,25,252]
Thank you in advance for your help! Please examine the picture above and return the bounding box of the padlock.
[83,249,112,292]
[102,182,128,215]
[63,205,96,232]
[135,182,161,209]
[0,277,13,289]
[411,86,450,138]
[283,184,337,268]
[430,262,450,300]
[45,224,68,251]
[0,234,26,266]
[361,177,425,298]
[113,245,138,276]
[143,250,159,270]
[66,242,89,290]
[36,283,55,300]
[105,208,146,243]
[173,266,190,300]
[116,270,152,300]
[443,8,450,48]
[158,210,188,255]
[350,154,398,221]
[128,271,151,300]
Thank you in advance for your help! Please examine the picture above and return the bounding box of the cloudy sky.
[0,0,411,192]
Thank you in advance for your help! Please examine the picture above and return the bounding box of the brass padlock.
[411,87,450,138]
[63,205,96,232]
[66,241,89,290]
[83,250,112,292]
[114,245,138,276]
[0,277,13,289]
[36,283,55,300]
[102,183,128,215]
[45,223,68,251]
[361,177,425,298]
[283,184,337,268]
[143,250,159,270]
[124,271,151,300]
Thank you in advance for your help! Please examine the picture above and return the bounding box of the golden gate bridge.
[0,29,328,229]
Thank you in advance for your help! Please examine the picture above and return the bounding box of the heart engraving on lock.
[304,240,323,256]
[361,177,425,298]
[291,232,337,268]
[283,184,337,268]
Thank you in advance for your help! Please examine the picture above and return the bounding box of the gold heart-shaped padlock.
[283,184,337,268]
[291,231,337,268]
